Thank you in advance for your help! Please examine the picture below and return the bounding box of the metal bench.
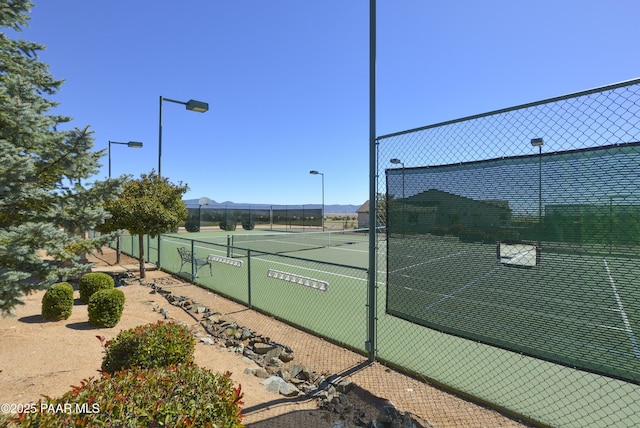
[177,247,212,279]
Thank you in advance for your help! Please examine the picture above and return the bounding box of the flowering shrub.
[10,364,244,427]
[101,321,195,374]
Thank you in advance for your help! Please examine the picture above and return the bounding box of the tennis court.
[158,230,370,350]
[164,228,370,268]
[386,235,640,383]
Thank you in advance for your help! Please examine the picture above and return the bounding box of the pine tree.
[0,0,125,313]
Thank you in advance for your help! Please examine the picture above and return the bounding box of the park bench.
[177,247,212,279]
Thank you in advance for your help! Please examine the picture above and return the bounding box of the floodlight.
[186,99,209,113]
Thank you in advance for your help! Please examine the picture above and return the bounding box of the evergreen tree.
[0,0,125,313]
[103,172,189,278]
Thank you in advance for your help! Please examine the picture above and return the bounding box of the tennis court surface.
[387,234,640,383]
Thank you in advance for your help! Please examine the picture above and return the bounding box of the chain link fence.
[112,79,640,426]
[184,204,323,231]
[376,78,640,426]
[150,234,369,353]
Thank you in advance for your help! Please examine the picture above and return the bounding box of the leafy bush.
[79,272,114,304]
[242,220,255,230]
[41,282,74,321]
[219,218,237,231]
[185,217,200,232]
[10,364,244,427]
[88,288,125,328]
[101,321,195,374]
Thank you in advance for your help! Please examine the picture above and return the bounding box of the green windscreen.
[386,142,640,383]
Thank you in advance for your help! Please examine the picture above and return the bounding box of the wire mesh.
[376,78,640,426]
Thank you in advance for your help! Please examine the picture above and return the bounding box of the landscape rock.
[260,376,300,397]
[253,342,276,354]
[199,337,215,345]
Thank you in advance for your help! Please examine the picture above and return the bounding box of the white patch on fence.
[267,269,329,292]
[207,255,243,268]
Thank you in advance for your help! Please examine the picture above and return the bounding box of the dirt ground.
[0,248,530,427]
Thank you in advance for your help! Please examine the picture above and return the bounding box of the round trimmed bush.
[185,218,200,232]
[41,282,74,320]
[79,272,114,304]
[219,218,237,231]
[88,288,125,328]
[102,321,195,374]
[11,364,244,427]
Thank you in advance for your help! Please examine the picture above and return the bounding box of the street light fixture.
[390,158,405,237]
[158,96,209,179]
[531,138,544,247]
[157,96,208,268]
[108,140,143,177]
[309,170,325,231]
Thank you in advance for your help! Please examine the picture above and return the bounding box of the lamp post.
[157,96,208,268]
[107,140,142,264]
[108,141,143,177]
[158,96,209,179]
[531,138,544,247]
[310,170,325,231]
[390,158,405,237]
[198,196,212,231]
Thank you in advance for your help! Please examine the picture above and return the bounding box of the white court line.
[425,264,502,311]
[390,250,470,274]
[603,258,640,359]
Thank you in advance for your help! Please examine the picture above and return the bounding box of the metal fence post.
[366,0,377,362]
[247,249,252,308]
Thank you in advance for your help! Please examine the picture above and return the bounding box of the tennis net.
[230,228,369,255]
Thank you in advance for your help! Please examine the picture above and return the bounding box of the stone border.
[122,276,426,428]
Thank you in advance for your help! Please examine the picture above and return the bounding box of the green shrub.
[88,288,125,328]
[219,218,237,231]
[185,217,200,232]
[10,364,244,427]
[242,220,255,230]
[101,321,195,374]
[41,282,74,321]
[79,272,114,304]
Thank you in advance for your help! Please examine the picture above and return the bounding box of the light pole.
[310,170,325,231]
[157,96,208,268]
[198,196,212,231]
[390,158,405,237]
[108,141,143,177]
[107,140,142,264]
[531,138,544,247]
[158,96,208,179]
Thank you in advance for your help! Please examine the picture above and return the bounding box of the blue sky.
[11,0,640,205]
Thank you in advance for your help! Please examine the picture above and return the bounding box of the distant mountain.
[183,199,360,214]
